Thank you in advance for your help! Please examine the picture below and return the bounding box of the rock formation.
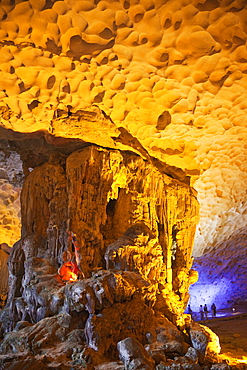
[0,144,220,369]
[0,0,247,367]
[0,0,247,258]
[0,148,22,247]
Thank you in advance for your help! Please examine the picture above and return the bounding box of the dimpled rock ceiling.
[0,1,247,299]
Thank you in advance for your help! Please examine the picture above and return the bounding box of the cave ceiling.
[0,0,247,257]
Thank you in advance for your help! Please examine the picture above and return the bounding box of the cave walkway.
[193,306,247,323]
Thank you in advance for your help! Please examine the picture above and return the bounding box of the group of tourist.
[187,303,217,320]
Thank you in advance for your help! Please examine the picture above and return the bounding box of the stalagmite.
[0,144,206,368]
[0,0,246,367]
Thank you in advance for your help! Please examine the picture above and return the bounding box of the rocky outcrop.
[118,337,155,369]
[0,145,224,368]
[0,0,247,321]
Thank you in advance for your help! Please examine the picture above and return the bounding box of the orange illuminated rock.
[58,261,79,282]
[0,0,246,257]
[0,1,246,367]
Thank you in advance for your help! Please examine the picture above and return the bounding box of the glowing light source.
[220,354,247,367]
[58,261,79,282]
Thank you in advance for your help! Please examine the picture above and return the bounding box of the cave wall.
[0,145,22,246]
[189,227,247,310]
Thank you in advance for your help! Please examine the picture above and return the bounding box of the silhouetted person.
[204,304,208,319]
[199,305,204,320]
[187,304,194,319]
[211,303,217,317]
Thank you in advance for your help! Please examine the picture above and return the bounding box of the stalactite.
[0,145,222,370]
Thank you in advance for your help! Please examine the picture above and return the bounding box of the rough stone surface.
[0,145,210,369]
[189,322,220,364]
[0,0,247,259]
[189,228,247,309]
[185,347,199,364]
[0,0,246,368]
[0,0,247,318]
[117,337,155,370]
[94,362,125,370]
[210,364,231,370]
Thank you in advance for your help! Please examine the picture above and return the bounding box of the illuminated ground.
[200,309,247,368]
[192,306,247,321]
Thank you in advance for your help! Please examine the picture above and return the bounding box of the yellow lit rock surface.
[20,146,198,322]
[0,145,204,368]
[0,0,247,257]
[1,2,247,367]
[0,181,20,245]
[0,147,22,246]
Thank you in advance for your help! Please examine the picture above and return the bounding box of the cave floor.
[200,308,247,368]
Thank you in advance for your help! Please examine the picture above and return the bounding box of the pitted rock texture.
[0,179,20,247]
[0,0,246,255]
[189,227,247,310]
[0,144,22,246]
